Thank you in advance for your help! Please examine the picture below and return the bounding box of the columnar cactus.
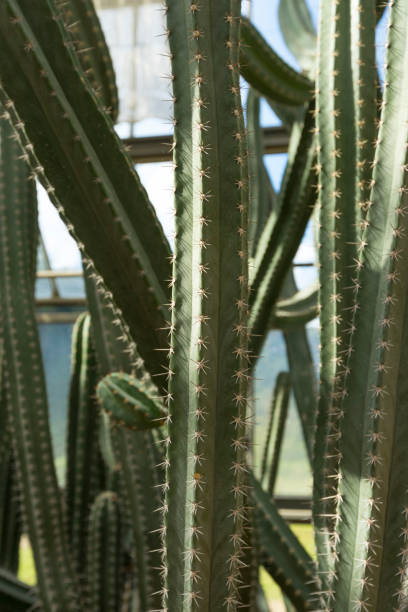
[1,0,408,611]
[164,2,251,609]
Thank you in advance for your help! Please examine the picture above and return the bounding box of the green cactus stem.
[0,0,171,378]
[269,282,319,330]
[165,2,251,609]
[322,1,408,609]
[313,0,378,592]
[250,473,316,610]
[260,371,290,496]
[278,0,316,77]
[240,17,313,107]
[65,312,106,585]
[56,0,119,121]
[0,569,35,612]
[0,116,81,610]
[87,492,122,612]
[97,372,167,430]
[84,273,164,611]
[249,103,316,360]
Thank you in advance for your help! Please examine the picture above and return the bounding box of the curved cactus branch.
[250,473,317,611]
[278,0,316,77]
[0,116,81,611]
[249,103,316,361]
[240,17,313,107]
[0,0,171,378]
[56,0,119,121]
[260,371,290,496]
[0,569,35,612]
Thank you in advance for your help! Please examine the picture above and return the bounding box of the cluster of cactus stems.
[1,0,408,610]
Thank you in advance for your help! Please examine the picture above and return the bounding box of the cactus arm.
[283,327,316,464]
[278,0,316,77]
[97,372,166,430]
[327,1,408,608]
[165,2,250,609]
[259,372,290,495]
[240,17,313,107]
[56,0,119,121]
[313,1,377,589]
[0,117,81,610]
[65,313,105,584]
[248,106,316,360]
[87,492,122,612]
[84,273,164,610]
[250,473,316,610]
[0,569,35,612]
[0,0,171,377]
[246,89,273,258]
[0,453,21,574]
[269,283,319,330]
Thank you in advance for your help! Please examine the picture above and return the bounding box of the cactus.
[250,473,317,610]
[87,492,122,612]
[260,372,290,496]
[2,1,408,611]
[65,312,106,585]
[0,0,171,377]
[0,115,81,609]
[0,569,34,612]
[164,2,251,609]
[84,273,164,611]
[96,372,167,430]
[278,0,316,77]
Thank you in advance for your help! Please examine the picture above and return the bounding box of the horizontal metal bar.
[124,126,290,164]
[36,312,83,324]
[36,298,86,307]
[37,270,83,278]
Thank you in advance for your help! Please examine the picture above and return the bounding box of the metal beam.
[123,126,290,164]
